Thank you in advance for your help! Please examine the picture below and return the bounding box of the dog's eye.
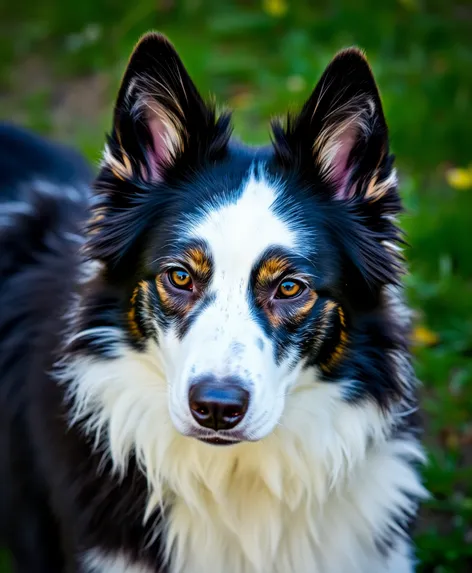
[168,268,193,291]
[276,280,304,299]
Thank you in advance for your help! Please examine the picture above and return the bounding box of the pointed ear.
[103,32,231,184]
[273,48,396,202]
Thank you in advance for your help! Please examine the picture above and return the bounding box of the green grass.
[1,1,471,571]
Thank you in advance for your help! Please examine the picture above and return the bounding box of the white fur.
[383,283,413,331]
[161,169,304,441]
[61,344,426,573]
[83,549,154,573]
[386,540,414,573]
[60,169,428,572]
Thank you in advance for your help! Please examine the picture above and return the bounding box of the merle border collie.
[0,32,428,573]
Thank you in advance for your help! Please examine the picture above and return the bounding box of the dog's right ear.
[102,32,231,184]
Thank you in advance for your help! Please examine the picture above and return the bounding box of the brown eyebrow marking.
[257,256,290,286]
[185,246,211,278]
[257,256,316,328]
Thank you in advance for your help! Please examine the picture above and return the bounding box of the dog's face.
[145,167,334,445]
[75,33,404,450]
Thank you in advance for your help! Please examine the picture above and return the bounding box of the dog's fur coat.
[0,33,427,573]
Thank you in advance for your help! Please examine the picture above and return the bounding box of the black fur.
[0,124,91,571]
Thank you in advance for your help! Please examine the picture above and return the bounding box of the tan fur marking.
[365,175,379,198]
[104,146,133,181]
[257,258,318,328]
[266,310,284,329]
[155,275,170,307]
[87,207,107,236]
[110,168,124,181]
[128,282,147,339]
[290,290,319,324]
[322,300,337,316]
[121,151,132,174]
[321,306,348,373]
[139,281,153,322]
[140,280,150,301]
[257,257,289,286]
[365,168,398,201]
[155,274,194,317]
[186,247,211,277]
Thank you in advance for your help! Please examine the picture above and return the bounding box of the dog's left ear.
[89,33,231,267]
[273,48,395,202]
[103,32,230,184]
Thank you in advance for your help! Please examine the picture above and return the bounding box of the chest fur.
[162,438,424,573]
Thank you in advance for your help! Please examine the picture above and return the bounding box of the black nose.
[188,377,250,431]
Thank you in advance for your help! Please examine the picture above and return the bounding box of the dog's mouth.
[199,436,241,446]
[185,427,257,446]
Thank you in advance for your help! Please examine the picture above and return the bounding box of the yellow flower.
[263,0,288,18]
[412,325,439,347]
[446,166,472,190]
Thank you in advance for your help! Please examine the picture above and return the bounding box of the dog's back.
[0,123,91,571]
[0,123,92,201]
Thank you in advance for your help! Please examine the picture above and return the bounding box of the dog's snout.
[188,377,249,431]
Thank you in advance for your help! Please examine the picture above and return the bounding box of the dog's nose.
[188,377,250,431]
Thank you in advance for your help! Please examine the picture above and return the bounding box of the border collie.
[0,32,428,573]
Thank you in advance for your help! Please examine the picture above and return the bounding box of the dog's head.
[68,33,408,454]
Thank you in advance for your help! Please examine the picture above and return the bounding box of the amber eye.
[168,268,193,291]
[276,279,303,299]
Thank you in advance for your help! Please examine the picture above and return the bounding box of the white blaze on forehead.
[166,167,297,396]
[160,166,304,437]
[189,167,295,278]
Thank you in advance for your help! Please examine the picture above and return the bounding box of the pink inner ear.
[146,115,171,182]
[144,105,181,182]
[329,122,359,200]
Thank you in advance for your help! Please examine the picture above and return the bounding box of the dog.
[0,32,428,573]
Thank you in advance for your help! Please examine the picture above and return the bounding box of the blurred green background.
[0,0,471,571]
